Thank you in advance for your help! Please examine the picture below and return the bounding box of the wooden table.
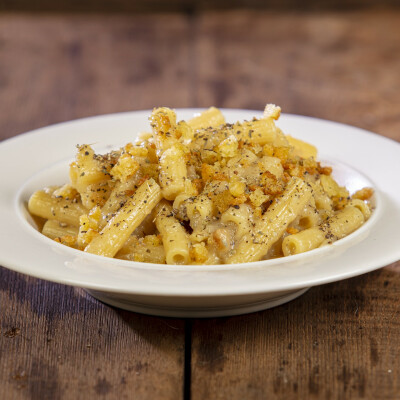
[1,10,399,399]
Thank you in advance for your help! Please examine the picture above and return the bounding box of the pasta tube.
[348,199,371,219]
[99,179,138,228]
[227,177,312,263]
[159,144,187,200]
[186,194,214,243]
[286,135,317,159]
[116,235,166,264]
[282,227,326,256]
[155,201,190,265]
[282,205,365,256]
[232,118,278,145]
[69,145,111,195]
[42,220,79,239]
[187,107,225,130]
[221,204,253,239]
[85,179,162,257]
[28,190,87,226]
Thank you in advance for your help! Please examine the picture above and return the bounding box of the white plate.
[1,109,399,317]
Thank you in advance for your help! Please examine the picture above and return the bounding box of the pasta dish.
[28,105,374,265]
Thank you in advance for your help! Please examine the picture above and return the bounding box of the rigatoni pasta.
[155,201,190,265]
[227,177,313,264]
[84,178,162,257]
[28,188,88,226]
[28,104,374,265]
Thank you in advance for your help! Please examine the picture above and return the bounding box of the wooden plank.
[0,14,193,141]
[195,10,400,141]
[0,14,191,399]
[191,265,400,399]
[0,267,185,400]
[1,9,400,399]
[191,10,400,400]
[1,0,400,13]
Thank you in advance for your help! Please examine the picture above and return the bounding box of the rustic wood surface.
[1,0,400,13]
[1,10,400,400]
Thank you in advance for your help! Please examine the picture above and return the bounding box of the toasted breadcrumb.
[352,187,374,201]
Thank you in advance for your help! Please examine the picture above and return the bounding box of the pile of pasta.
[28,105,374,265]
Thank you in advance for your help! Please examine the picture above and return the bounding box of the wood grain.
[1,0,399,13]
[1,10,400,400]
[0,14,193,140]
[0,268,185,400]
[190,10,400,400]
[0,14,190,400]
[195,10,400,141]
[191,264,400,399]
